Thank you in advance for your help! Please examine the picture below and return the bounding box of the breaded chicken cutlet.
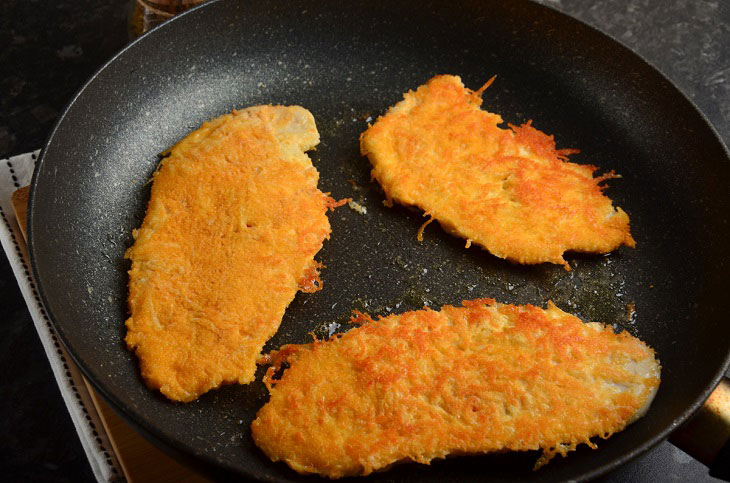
[125,106,336,402]
[252,299,660,478]
[360,75,636,269]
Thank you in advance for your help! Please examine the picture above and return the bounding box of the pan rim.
[26,0,730,480]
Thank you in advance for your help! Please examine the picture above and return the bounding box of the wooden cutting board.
[11,185,210,483]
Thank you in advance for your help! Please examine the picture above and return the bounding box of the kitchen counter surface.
[1,0,727,481]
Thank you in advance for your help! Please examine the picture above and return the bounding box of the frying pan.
[27,0,730,481]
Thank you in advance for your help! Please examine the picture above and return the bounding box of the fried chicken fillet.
[252,299,660,478]
[125,106,334,402]
[360,75,635,269]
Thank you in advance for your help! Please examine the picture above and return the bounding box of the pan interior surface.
[28,0,730,480]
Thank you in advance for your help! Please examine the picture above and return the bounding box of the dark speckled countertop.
[0,0,728,481]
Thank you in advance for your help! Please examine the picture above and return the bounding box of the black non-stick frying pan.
[27,0,730,481]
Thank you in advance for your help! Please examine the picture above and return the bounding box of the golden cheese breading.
[125,106,334,402]
[360,75,636,269]
[252,299,660,478]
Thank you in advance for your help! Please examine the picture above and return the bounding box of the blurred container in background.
[129,0,209,38]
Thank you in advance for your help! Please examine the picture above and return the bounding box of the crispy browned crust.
[125,106,333,402]
[251,299,660,478]
[360,75,635,269]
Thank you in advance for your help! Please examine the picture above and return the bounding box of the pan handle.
[669,377,730,480]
